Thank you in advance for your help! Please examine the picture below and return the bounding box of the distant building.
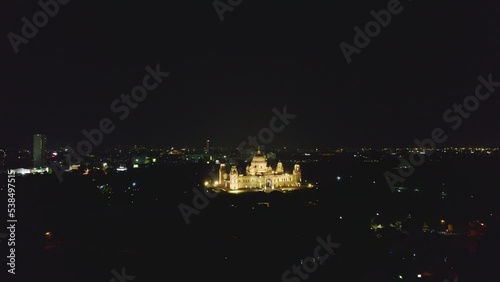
[216,149,302,192]
[33,134,47,168]
[11,168,32,175]
[131,154,152,168]
[205,139,210,155]
[131,154,149,165]
[10,167,49,175]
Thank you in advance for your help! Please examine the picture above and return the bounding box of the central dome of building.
[251,149,266,163]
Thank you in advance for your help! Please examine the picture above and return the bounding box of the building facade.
[217,150,301,191]
[33,134,47,168]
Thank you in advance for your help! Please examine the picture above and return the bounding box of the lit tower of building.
[293,164,301,183]
[219,163,226,184]
[33,134,47,168]
[229,165,238,189]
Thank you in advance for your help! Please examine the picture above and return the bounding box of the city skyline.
[5,132,500,152]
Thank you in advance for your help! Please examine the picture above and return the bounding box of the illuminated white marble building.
[217,150,301,191]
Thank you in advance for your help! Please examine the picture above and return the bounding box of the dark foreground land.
[2,154,500,282]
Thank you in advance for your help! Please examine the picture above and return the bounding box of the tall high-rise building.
[33,134,47,168]
[205,139,210,155]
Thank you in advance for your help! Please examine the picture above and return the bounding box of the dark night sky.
[1,0,500,149]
